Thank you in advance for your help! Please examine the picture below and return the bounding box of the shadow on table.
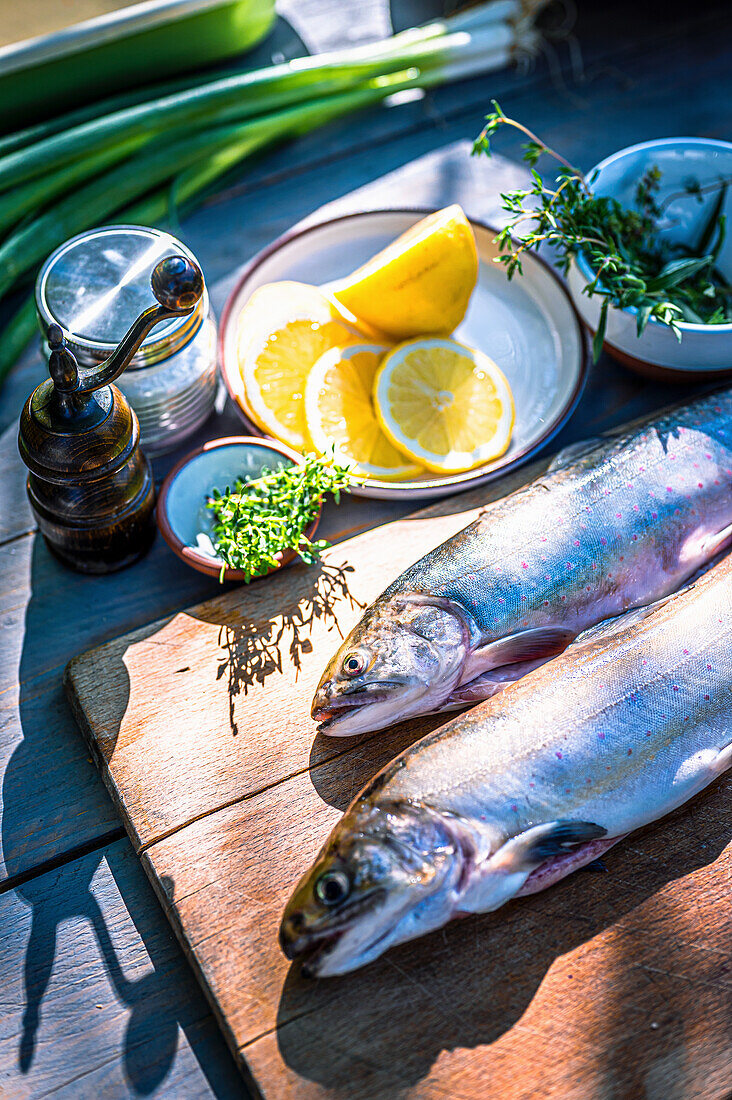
[5,531,246,1097]
[15,846,246,1098]
[4,356,713,1094]
[275,782,732,1097]
[200,558,366,738]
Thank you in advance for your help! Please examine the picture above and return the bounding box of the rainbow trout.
[313,390,732,735]
[282,554,732,976]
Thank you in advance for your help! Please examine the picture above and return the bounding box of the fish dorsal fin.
[457,819,607,915]
[546,437,604,473]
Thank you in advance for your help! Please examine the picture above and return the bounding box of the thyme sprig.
[207,452,352,582]
[473,101,730,361]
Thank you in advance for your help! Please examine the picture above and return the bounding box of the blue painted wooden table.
[0,1,730,1096]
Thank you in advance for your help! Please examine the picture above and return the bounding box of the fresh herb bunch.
[207,452,352,582]
[473,101,730,361]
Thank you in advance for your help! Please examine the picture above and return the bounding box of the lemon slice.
[331,205,478,340]
[237,281,364,450]
[373,338,514,474]
[305,344,424,481]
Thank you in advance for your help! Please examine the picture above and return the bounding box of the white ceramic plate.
[219,209,589,500]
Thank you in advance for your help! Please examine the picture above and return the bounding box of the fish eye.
[314,869,350,907]
[342,650,368,678]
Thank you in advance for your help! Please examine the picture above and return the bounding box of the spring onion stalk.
[0,40,448,196]
[0,119,281,299]
[0,34,535,297]
[0,7,539,195]
[0,78,423,308]
[0,92,360,381]
[0,83,180,160]
[0,68,232,160]
[0,135,155,239]
[0,297,37,388]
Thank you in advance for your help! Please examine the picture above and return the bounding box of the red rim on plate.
[156,435,321,582]
[218,208,590,499]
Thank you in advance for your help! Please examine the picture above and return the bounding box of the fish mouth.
[283,920,395,979]
[279,924,342,976]
[312,681,405,734]
[280,892,387,977]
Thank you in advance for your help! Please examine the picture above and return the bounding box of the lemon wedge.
[305,344,424,481]
[237,281,364,450]
[373,338,514,474]
[331,205,478,340]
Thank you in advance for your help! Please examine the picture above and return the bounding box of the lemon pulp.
[331,205,478,341]
[305,344,423,480]
[237,281,363,450]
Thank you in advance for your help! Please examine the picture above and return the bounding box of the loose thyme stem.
[475,99,584,181]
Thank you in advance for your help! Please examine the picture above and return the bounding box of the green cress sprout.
[474,101,730,361]
[207,452,353,583]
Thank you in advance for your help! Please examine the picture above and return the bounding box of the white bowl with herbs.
[476,114,732,379]
[156,438,351,583]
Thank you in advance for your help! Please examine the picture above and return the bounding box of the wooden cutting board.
[65,459,732,1100]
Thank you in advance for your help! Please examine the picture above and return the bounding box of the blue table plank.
[0,838,246,1098]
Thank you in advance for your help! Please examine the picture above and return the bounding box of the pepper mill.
[18,254,205,573]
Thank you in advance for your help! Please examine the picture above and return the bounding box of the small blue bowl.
[156,436,320,581]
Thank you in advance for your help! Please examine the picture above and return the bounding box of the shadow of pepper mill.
[18,255,204,573]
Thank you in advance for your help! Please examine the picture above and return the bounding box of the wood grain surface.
[65,464,543,850]
[66,463,732,1099]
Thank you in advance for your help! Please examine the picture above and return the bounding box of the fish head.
[311,597,471,735]
[280,799,466,977]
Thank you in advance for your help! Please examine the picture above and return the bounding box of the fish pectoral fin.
[676,522,732,578]
[456,820,607,915]
[673,739,732,793]
[490,819,608,873]
[461,627,576,683]
[714,740,732,776]
[699,520,732,559]
[444,651,571,709]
